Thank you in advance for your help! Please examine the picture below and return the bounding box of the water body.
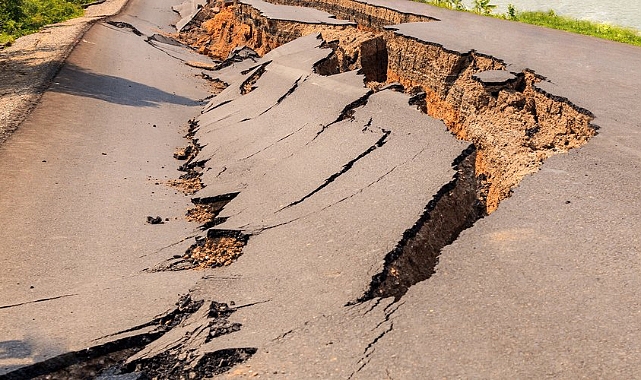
[465,0,641,31]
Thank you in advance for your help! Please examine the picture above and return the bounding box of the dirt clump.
[173,145,194,160]
[186,203,217,223]
[167,176,203,195]
[187,236,246,268]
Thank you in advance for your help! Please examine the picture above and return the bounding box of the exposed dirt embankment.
[264,0,436,28]
[385,37,595,211]
[179,2,353,59]
[179,0,595,214]
[178,0,434,59]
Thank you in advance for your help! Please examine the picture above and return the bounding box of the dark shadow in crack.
[0,295,206,380]
[357,145,486,302]
[0,334,157,380]
[48,63,198,107]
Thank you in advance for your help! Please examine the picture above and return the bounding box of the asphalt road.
[1,0,640,378]
[0,0,214,373]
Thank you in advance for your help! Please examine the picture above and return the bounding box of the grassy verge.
[420,1,641,47]
[0,0,92,47]
[507,10,641,46]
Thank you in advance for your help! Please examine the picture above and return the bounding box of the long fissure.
[361,145,484,301]
[284,129,390,210]
[4,296,254,380]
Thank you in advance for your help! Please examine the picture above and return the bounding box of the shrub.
[472,0,497,15]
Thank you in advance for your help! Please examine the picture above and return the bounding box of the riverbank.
[0,0,129,146]
[507,8,641,46]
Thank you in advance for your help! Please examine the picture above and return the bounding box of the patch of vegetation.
[471,0,495,15]
[0,0,92,46]
[505,9,641,47]
[418,0,641,47]
[430,0,465,11]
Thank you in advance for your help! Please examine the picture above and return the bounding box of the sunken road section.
[165,32,479,374]
[179,0,596,213]
[174,0,596,301]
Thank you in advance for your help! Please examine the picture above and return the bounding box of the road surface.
[0,0,214,373]
[1,0,641,378]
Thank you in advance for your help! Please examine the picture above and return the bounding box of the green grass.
[419,1,641,47]
[506,10,641,47]
[0,0,91,46]
[0,31,13,45]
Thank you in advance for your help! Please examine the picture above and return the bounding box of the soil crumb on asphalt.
[186,204,216,223]
[173,145,194,160]
[187,236,245,268]
[167,177,203,195]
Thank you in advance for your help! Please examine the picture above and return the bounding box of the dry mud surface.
[2,0,641,378]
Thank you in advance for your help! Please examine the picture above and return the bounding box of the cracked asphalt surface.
[1,0,641,378]
[0,0,214,373]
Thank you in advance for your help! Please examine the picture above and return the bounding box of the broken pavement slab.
[173,0,208,32]
[163,35,472,371]
[472,69,517,85]
[240,0,355,25]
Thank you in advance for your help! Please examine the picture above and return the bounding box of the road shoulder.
[0,0,130,145]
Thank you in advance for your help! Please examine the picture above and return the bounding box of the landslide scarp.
[178,1,354,60]
[154,2,600,374]
[173,0,597,307]
[177,0,596,214]
[384,37,595,212]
